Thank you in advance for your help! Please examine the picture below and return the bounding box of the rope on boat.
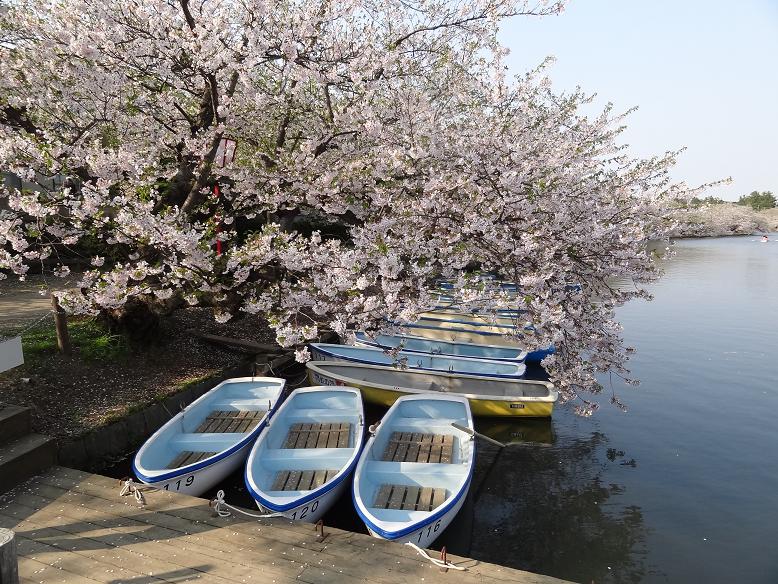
[210,490,286,519]
[119,478,147,506]
[404,542,467,571]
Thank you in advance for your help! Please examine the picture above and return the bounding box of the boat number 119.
[416,520,442,543]
[163,476,195,491]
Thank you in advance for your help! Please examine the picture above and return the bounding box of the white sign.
[0,336,24,373]
[215,137,237,168]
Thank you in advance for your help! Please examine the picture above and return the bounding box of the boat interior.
[136,379,284,473]
[247,389,363,501]
[357,398,473,525]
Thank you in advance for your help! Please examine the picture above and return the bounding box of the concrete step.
[0,434,57,494]
[0,405,32,445]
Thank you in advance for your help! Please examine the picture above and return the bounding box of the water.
[466,235,778,583]
[105,235,778,583]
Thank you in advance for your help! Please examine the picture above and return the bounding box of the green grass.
[18,318,128,362]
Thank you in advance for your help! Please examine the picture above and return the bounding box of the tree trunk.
[102,297,161,343]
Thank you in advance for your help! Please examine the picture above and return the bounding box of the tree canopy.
[0,0,694,412]
[737,191,776,211]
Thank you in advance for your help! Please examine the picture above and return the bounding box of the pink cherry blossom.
[0,0,703,410]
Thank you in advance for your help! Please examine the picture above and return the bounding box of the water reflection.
[475,417,556,446]
[468,430,655,584]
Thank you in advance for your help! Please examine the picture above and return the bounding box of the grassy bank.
[0,307,280,438]
[17,317,128,363]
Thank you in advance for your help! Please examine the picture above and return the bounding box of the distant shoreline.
[668,204,778,238]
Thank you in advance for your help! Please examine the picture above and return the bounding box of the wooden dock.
[0,466,573,584]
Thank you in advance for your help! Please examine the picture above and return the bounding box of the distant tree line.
[682,191,776,211]
[737,191,776,211]
[688,195,726,207]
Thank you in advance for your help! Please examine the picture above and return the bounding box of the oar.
[451,422,507,448]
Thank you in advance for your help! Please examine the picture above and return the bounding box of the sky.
[498,0,778,201]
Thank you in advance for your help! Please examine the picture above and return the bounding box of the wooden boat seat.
[167,450,217,469]
[195,410,266,433]
[372,483,448,511]
[282,422,351,449]
[382,432,454,463]
[271,469,339,491]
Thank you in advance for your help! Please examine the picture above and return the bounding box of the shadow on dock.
[1,466,575,584]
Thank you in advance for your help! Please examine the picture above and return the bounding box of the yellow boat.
[420,310,520,328]
[305,361,557,418]
[413,316,516,335]
[395,323,522,347]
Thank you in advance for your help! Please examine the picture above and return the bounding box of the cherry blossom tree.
[0,0,695,411]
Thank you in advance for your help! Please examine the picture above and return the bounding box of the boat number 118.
[416,520,442,543]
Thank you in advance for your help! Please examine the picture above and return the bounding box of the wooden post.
[0,528,19,584]
[51,295,71,356]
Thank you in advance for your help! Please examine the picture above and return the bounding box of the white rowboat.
[353,394,474,547]
[133,377,286,496]
[308,343,526,379]
[353,332,528,363]
[244,386,365,523]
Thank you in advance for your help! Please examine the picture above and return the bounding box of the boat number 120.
[416,520,442,543]
[163,476,195,491]
[291,499,319,520]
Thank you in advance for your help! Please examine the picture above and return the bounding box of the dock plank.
[2,495,295,583]
[1,467,574,584]
[0,507,237,583]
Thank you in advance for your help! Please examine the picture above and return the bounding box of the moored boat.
[410,316,517,335]
[381,325,555,363]
[133,377,286,496]
[353,332,533,363]
[308,342,526,379]
[306,361,558,417]
[420,309,522,328]
[244,386,365,522]
[352,394,474,548]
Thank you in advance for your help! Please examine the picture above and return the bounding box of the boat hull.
[255,474,350,523]
[307,367,555,418]
[352,395,475,548]
[133,377,285,497]
[245,387,365,523]
[138,444,251,496]
[420,310,521,328]
[366,476,471,548]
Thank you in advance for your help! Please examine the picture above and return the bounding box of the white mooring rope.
[119,478,147,506]
[405,542,467,571]
[210,490,286,518]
